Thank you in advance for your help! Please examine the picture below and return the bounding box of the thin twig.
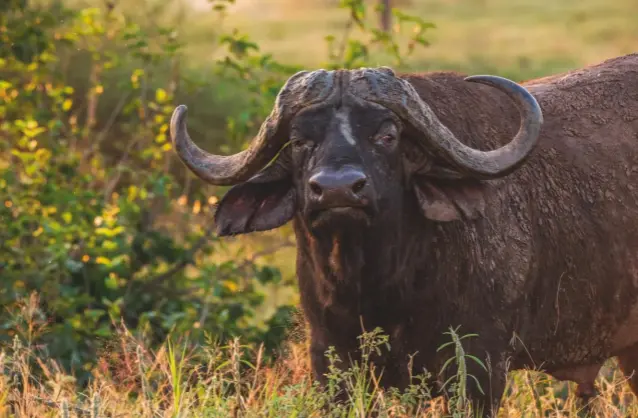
[82,91,132,161]
[197,237,295,325]
[337,18,355,64]
[525,372,544,417]
[242,237,296,267]
[139,230,214,292]
[101,136,142,200]
[84,60,103,143]
[32,396,127,418]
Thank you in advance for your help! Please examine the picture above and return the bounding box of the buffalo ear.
[214,178,296,236]
[412,177,486,222]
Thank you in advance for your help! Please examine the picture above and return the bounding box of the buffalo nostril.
[351,178,367,194]
[309,181,323,196]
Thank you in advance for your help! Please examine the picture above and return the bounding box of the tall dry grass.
[1,294,637,417]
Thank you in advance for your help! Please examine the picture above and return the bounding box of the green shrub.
[0,0,432,384]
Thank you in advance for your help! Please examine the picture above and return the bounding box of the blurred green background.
[1,0,636,384]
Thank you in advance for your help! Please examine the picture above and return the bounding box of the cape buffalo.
[170,53,638,416]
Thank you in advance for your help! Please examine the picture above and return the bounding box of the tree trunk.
[379,0,392,32]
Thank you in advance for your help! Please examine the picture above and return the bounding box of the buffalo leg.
[310,341,329,386]
[470,368,507,418]
[617,348,638,395]
[449,370,506,418]
[440,350,507,418]
[575,382,598,418]
[310,339,352,404]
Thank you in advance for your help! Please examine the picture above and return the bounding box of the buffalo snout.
[307,166,371,209]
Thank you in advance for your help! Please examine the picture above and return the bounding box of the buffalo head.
[170,68,542,235]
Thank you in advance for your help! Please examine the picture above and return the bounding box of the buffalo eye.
[291,138,311,150]
[373,132,398,148]
[378,134,396,145]
[372,119,400,148]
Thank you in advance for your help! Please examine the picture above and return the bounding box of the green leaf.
[62,99,72,111]
[155,88,167,103]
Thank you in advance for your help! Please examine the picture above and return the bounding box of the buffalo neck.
[292,196,439,325]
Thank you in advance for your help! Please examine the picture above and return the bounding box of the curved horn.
[170,69,336,186]
[349,70,543,179]
[454,75,544,178]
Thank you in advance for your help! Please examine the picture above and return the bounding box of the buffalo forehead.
[347,68,409,103]
[285,69,336,105]
[287,67,402,104]
[334,108,355,146]
[292,105,393,143]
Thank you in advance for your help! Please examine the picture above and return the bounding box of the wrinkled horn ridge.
[348,69,543,179]
[170,105,281,186]
[170,69,336,186]
[413,75,543,179]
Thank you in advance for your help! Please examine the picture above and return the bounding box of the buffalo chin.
[307,206,372,232]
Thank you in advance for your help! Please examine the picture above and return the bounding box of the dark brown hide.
[297,54,638,416]
[188,54,638,417]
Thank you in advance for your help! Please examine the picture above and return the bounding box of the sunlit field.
[182,0,638,76]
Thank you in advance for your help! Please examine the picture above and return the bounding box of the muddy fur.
[207,54,638,416]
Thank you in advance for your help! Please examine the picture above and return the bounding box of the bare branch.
[139,229,214,292]
[82,91,132,161]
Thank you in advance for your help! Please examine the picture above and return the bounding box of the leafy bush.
[0,0,433,385]
[0,0,289,383]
